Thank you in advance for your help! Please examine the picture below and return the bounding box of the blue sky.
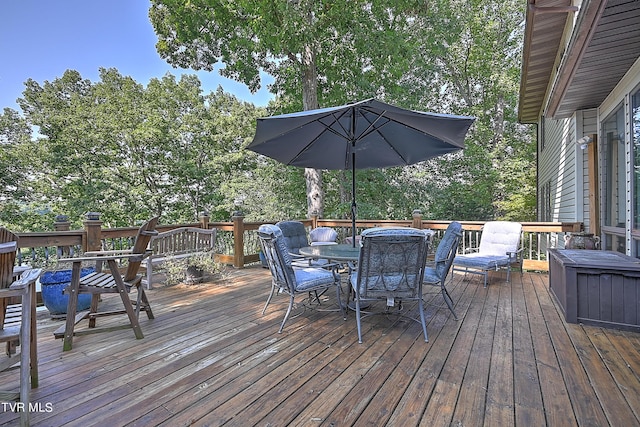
[0,1,274,112]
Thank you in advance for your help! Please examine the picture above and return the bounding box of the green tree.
[15,68,268,227]
[0,108,51,231]
[149,0,421,218]
[401,0,536,221]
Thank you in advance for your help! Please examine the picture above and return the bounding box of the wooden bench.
[142,227,216,288]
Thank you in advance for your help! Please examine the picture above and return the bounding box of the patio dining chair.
[258,224,346,333]
[350,227,429,343]
[276,220,330,266]
[423,222,462,319]
[309,226,338,245]
[54,217,159,350]
[452,221,523,287]
[0,228,41,426]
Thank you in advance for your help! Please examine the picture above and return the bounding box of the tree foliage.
[3,69,270,230]
[149,0,536,223]
[1,1,538,232]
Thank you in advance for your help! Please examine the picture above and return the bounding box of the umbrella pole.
[351,151,357,248]
[350,109,357,249]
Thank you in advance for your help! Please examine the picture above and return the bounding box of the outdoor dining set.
[257,219,523,344]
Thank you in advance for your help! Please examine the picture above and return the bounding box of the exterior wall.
[543,57,640,255]
[538,116,576,223]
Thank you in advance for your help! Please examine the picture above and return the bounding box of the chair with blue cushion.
[422,222,462,319]
[276,220,333,267]
[275,221,309,256]
[350,227,429,343]
[309,226,338,245]
[452,221,523,287]
[258,224,346,333]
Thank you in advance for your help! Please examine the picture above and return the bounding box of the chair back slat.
[123,217,159,282]
[0,228,18,290]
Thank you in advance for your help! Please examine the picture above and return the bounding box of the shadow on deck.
[2,265,640,426]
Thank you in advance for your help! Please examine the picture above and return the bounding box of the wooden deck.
[2,265,640,426]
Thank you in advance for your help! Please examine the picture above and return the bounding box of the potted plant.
[163,252,225,286]
[35,255,94,318]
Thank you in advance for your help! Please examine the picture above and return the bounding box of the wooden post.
[586,134,600,236]
[199,211,210,229]
[232,211,245,269]
[412,209,423,229]
[310,211,319,229]
[54,214,71,257]
[83,212,103,253]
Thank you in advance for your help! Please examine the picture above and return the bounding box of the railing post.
[83,212,103,253]
[54,214,71,257]
[412,209,423,229]
[199,211,210,229]
[232,211,245,268]
[311,211,319,229]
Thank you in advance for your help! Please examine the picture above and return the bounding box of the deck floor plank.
[417,275,485,427]
[2,266,640,426]
[511,271,546,426]
[451,276,500,427]
[533,269,612,426]
[484,278,515,427]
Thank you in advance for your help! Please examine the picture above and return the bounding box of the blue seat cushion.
[422,266,440,284]
[454,253,512,270]
[293,267,336,291]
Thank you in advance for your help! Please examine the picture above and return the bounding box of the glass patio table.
[299,244,360,263]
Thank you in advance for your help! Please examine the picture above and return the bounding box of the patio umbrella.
[247,98,475,247]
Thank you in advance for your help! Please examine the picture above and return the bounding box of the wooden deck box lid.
[549,249,640,271]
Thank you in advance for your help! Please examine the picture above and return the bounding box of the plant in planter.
[163,252,225,286]
[32,255,95,318]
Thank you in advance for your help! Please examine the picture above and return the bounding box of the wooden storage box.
[548,248,640,331]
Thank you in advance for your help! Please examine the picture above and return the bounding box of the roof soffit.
[547,0,640,119]
[518,0,578,123]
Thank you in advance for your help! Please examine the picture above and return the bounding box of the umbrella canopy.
[247,98,475,246]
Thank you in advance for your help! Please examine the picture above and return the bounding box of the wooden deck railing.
[15,212,582,272]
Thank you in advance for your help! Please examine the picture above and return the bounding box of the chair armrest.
[0,241,17,254]
[9,268,42,290]
[463,247,480,254]
[289,252,306,260]
[507,248,524,260]
[290,252,313,267]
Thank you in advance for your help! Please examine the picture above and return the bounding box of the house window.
[602,104,626,228]
[633,87,640,230]
[602,103,627,253]
[632,87,640,257]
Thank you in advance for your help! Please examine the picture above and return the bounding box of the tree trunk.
[301,42,324,218]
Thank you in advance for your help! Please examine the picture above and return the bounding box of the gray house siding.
[539,117,576,223]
